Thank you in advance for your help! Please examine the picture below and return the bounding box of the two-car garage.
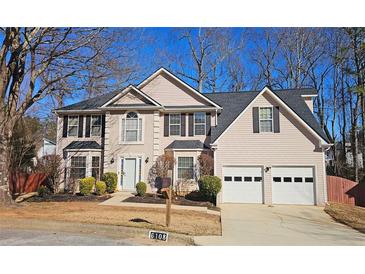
[222,166,315,205]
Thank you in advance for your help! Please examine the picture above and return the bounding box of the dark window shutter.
[101,114,106,137]
[273,106,280,133]
[206,112,211,136]
[78,116,84,137]
[164,114,169,137]
[252,107,259,133]
[62,116,68,137]
[85,115,91,137]
[181,113,186,136]
[188,113,194,136]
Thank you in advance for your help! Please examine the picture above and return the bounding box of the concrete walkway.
[99,192,220,215]
[194,204,365,246]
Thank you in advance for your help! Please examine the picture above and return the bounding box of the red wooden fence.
[8,172,47,196]
[327,176,365,207]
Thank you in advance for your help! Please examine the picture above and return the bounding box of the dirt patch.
[124,193,219,211]
[325,203,365,233]
[0,201,221,236]
[28,193,112,203]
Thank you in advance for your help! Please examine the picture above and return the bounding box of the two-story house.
[55,68,330,205]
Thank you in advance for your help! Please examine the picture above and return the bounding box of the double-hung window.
[169,113,181,136]
[70,156,86,179]
[177,157,194,180]
[122,112,142,142]
[68,116,79,136]
[91,115,102,136]
[194,112,206,135]
[91,156,100,180]
[259,107,273,132]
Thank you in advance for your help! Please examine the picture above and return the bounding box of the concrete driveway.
[194,204,365,245]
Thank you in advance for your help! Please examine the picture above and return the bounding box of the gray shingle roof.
[166,140,209,150]
[205,88,329,143]
[64,141,102,150]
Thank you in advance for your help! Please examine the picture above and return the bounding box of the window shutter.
[252,107,259,133]
[78,116,84,137]
[101,114,106,137]
[62,116,68,137]
[273,106,280,133]
[188,113,194,136]
[85,115,91,137]
[164,114,169,137]
[181,113,186,136]
[206,112,211,136]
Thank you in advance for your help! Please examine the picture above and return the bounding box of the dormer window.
[122,112,143,142]
[259,107,273,132]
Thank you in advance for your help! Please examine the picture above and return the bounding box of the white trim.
[54,109,103,114]
[165,148,205,151]
[102,106,162,110]
[212,87,329,145]
[101,85,162,108]
[137,68,222,109]
[258,106,273,133]
[64,149,102,152]
[118,154,144,191]
[119,110,144,145]
[301,94,318,98]
[163,107,217,112]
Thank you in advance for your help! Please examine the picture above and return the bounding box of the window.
[122,112,142,142]
[194,112,206,135]
[283,177,292,182]
[91,156,100,180]
[273,177,281,182]
[169,113,181,136]
[177,157,194,179]
[234,176,242,182]
[254,177,262,182]
[224,176,232,181]
[91,115,102,136]
[244,176,252,182]
[305,177,314,183]
[68,116,79,136]
[294,177,303,183]
[70,156,86,179]
[259,107,273,132]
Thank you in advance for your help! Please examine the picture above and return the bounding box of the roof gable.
[206,87,329,145]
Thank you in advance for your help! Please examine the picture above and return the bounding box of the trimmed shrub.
[198,175,222,202]
[95,181,107,195]
[79,177,95,196]
[102,172,118,193]
[136,181,147,196]
[38,185,50,197]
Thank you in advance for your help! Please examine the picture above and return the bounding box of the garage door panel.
[222,166,263,204]
[272,166,315,205]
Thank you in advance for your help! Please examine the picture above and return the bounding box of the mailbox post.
[161,177,172,227]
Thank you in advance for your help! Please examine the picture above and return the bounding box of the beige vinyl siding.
[112,90,151,105]
[103,110,154,189]
[215,92,326,205]
[140,73,209,106]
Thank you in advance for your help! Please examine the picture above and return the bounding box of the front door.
[123,158,137,190]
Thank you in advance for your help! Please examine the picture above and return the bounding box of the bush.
[95,181,107,195]
[38,185,50,197]
[79,177,95,196]
[198,175,222,201]
[102,172,118,193]
[35,155,63,193]
[136,181,147,196]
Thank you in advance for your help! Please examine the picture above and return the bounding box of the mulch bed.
[28,193,112,203]
[123,193,219,211]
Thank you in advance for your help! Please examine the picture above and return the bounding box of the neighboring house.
[37,138,56,158]
[326,142,363,168]
[54,68,330,205]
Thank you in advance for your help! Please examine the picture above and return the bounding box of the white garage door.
[222,166,263,203]
[272,167,315,205]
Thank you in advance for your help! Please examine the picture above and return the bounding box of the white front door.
[222,166,263,203]
[123,158,137,190]
[272,166,315,205]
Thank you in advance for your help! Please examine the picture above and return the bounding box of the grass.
[325,203,365,233]
[0,201,221,236]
